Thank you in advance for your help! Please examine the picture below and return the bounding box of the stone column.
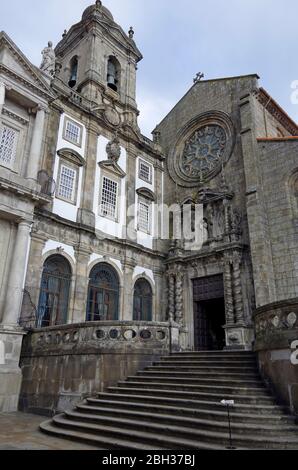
[73,248,91,324]
[223,252,235,325]
[175,267,184,325]
[232,251,244,324]
[26,105,46,180]
[2,221,32,326]
[122,260,136,321]
[168,272,175,322]
[0,81,5,115]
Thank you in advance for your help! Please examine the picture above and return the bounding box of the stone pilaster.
[0,81,5,116]
[233,250,244,324]
[124,149,137,242]
[73,248,91,324]
[223,252,235,325]
[2,221,32,327]
[122,259,136,321]
[77,125,98,227]
[26,105,47,180]
[152,268,165,322]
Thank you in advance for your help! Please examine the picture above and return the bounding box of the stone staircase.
[40,351,298,449]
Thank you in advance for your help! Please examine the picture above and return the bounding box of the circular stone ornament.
[287,312,297,328]
[168,111,235,187]
[104,107,121,127]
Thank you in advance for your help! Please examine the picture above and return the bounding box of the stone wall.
[254,298,298,414]
[19,321,176,416]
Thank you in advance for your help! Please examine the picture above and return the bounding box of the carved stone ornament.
[169,111,235,188]
[104,107,121,127]
[287,312,297,328]
[106,135,121,162]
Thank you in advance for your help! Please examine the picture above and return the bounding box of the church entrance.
[193,274,226,351]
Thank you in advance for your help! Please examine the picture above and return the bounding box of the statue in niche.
[212,202,225,238]
[205,204,214,239]
[40,41,56,77]
[231,208,242,240]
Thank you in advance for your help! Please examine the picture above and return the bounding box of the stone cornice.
[0,176,51,205]
[254,87,298,136]
[0,64,55,101]
[2,107,29,126]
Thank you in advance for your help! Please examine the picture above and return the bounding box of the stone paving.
[0,412,98,450]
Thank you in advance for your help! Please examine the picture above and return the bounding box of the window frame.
[99,173,120,222]
[137,195,152,234]
[138,158,153,184]
[0,117,23,172]
[56,159,79,205]
[63,117,83,148]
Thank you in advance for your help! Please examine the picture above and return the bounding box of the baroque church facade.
[0,1,298,420]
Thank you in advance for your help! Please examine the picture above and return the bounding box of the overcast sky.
[1,0,298,137]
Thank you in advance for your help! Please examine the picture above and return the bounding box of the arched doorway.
[133,278,153,321]
[86,263,119,321]
[37,255,71,328]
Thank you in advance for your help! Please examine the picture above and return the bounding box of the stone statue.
[40,41,56,77]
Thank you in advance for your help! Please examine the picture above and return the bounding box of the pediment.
[136,187,156,202]
[0,32,55,98]
[98,160,126,178]
[57,148,85,167]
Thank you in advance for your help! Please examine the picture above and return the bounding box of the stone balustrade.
[19,321,179,415]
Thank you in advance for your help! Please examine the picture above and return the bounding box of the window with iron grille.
[0,124,18,166]
[64,119,82,146]
[139,159,152,184]
[138,199,151,233]
[99,176,118,219]
[58,164,77,202]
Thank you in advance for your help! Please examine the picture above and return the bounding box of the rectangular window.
[63,118,82,146]
[138,199,151,233]
[0,124,18,166]
[58,165,77,202]
[99,176,118,219]
[139,159,153,184]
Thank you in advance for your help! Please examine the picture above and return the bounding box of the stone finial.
[40,41,56,77]
[62,29,67,38]
[128,27,135,39]
[95,0,102,8]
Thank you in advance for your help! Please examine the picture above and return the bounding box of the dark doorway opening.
[193,274,226,351]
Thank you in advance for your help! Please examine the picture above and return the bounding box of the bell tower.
[54,0,143,127]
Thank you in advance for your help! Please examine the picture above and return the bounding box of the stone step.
[170,352,256,357]
[116,382,275,405]
[121,379,270,395]
[130,374,264,387]
[146,365,259,373]
[48,414,224,450]
[72,407,297,436]
[100,390,287,415]
[82,400,294,425]
[138,370,260,379]
[39,419,165,450]
[54,412,298,450]
[158,359,257,366]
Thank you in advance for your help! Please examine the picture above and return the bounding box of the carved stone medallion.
[104,107,121,127]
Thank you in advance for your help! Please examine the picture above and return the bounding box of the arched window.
[107,56,120,92]
[37,255,71,328]
[86,263,119,321]
[69,56,78,88]
[133,279,153,321]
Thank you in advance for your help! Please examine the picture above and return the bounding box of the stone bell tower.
[54,0,143,129]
